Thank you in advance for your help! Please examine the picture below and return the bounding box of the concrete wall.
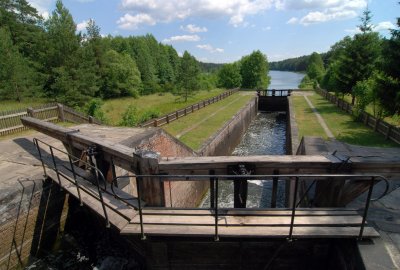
[286,96,300,155]
[0,177,69,269]
[198,97,258,156]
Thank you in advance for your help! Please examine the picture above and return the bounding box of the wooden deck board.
[120,224,379,238]
[130,214,363,226]
[47,170,136,230]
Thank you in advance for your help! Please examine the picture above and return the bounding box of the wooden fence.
[0,103,101,137]
[315,88,400,144]
[141,88,239,128]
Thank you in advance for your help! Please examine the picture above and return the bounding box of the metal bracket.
[327,151,352,173]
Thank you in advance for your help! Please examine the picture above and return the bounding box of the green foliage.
[306,52,325,83]
[217,63,242,88]
[176,51,201,101]
[240,50,270,89]
[139,108,161,123]
[119,105,139,127]
[84,98,107,123]
[198,73,217,91]
[270,55,312,72]
[101,49,141,98]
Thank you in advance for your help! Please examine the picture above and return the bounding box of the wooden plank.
[46,169,137,222]
[140,209,359,216]
[120,224,379,238]
[130,214,363,226]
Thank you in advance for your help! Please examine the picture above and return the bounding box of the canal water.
[25,71,303,269]
[201,70,304,208]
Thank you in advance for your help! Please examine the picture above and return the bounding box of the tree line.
[0,0,273,110]
[298,8,400,119]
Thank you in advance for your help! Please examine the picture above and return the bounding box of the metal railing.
[258,89,293,97]
[32,138,388,241]
[33,138,134,228]
[114,173,388,241]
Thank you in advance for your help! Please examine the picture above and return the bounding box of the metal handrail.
[114,173,388,241]
[33,138,111,228]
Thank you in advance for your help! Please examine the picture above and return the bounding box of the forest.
[298,8,400,120]
[0,0,270,110]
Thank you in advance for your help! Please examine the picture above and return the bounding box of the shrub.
[119,105,139,126]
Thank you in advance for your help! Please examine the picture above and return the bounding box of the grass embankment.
[340,94,400,127]
[102,89,225,125]
[0,98,49,112]
[163,92,254,150]
[292,93,399,147]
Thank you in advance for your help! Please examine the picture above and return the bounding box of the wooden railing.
[141,89,239,128]
[315,88,400,145]
[0,103,101,137]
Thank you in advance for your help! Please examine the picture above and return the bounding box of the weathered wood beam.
[21,117,159,173]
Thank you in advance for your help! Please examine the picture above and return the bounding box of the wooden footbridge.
[21,117,400,241]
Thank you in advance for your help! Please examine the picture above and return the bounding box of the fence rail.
[0,103,100,137]
[315,88,400,145]
[141,88,239,128]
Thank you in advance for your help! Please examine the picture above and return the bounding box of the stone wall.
[198,97,258,156]
[0,177,69,270]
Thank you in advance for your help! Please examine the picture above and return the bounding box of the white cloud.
[374,21,395,32]
[163,35,201,43]
[262,26,272,31]
[27,0,53,18]
[117,13,156,30]
[286,17,298,24]
[281,0,367,25]
[118,0,275,29]
[76,20,88,31]
[197,44,224,53]
[181,24,208,33]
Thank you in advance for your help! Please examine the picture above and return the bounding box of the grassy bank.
[164,92,254,150]
[292,93,399,147]
[0,98,49,112]
[102,89,225,125]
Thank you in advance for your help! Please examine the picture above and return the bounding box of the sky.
[27,0,400,63]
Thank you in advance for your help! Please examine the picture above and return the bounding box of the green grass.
[293,93,399,147]
[0,98,49,112]
[164,92,254,150]
[292,95,328,140]
[102,89,226,125]
[333,93,400,127]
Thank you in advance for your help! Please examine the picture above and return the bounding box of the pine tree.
[177,51,200,101]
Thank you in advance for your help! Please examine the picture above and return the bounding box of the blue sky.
[28,0,399,63]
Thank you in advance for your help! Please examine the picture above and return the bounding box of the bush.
[84,98,108,123]
[139,108,161,123]
[119,105,139,126]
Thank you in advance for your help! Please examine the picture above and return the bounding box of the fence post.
[57,103,65,122]
[364,114,369,126]
[176,111,179,120]
[386,126,392,140]
[154,119,158,127]
[374,118,380,131]
[184,108,187,116]
[166,114,170,124]
[89,116,94,124]
[27,107,35,118]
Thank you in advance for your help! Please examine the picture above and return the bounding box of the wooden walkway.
[120,208,379,238]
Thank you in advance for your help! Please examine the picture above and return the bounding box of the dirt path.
[301,93,335,139]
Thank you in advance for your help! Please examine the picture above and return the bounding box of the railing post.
[386,126,392,140]
[154,119,158,127]
[89,116,94,124]
[27,107,35,118]
[288,177,299,240]
[359,177,375,240]
[166,114,170,124]
[210,170,215,208]
[136,175,146,240]
[49,146,63,189]
[57,103,65,122]
[176,111,179,120]
[214,176,219,241]
[33,139,47,177]
[271,170,279,208]
[68,155,83,206]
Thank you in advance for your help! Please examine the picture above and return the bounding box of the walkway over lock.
[20,117,400,242]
